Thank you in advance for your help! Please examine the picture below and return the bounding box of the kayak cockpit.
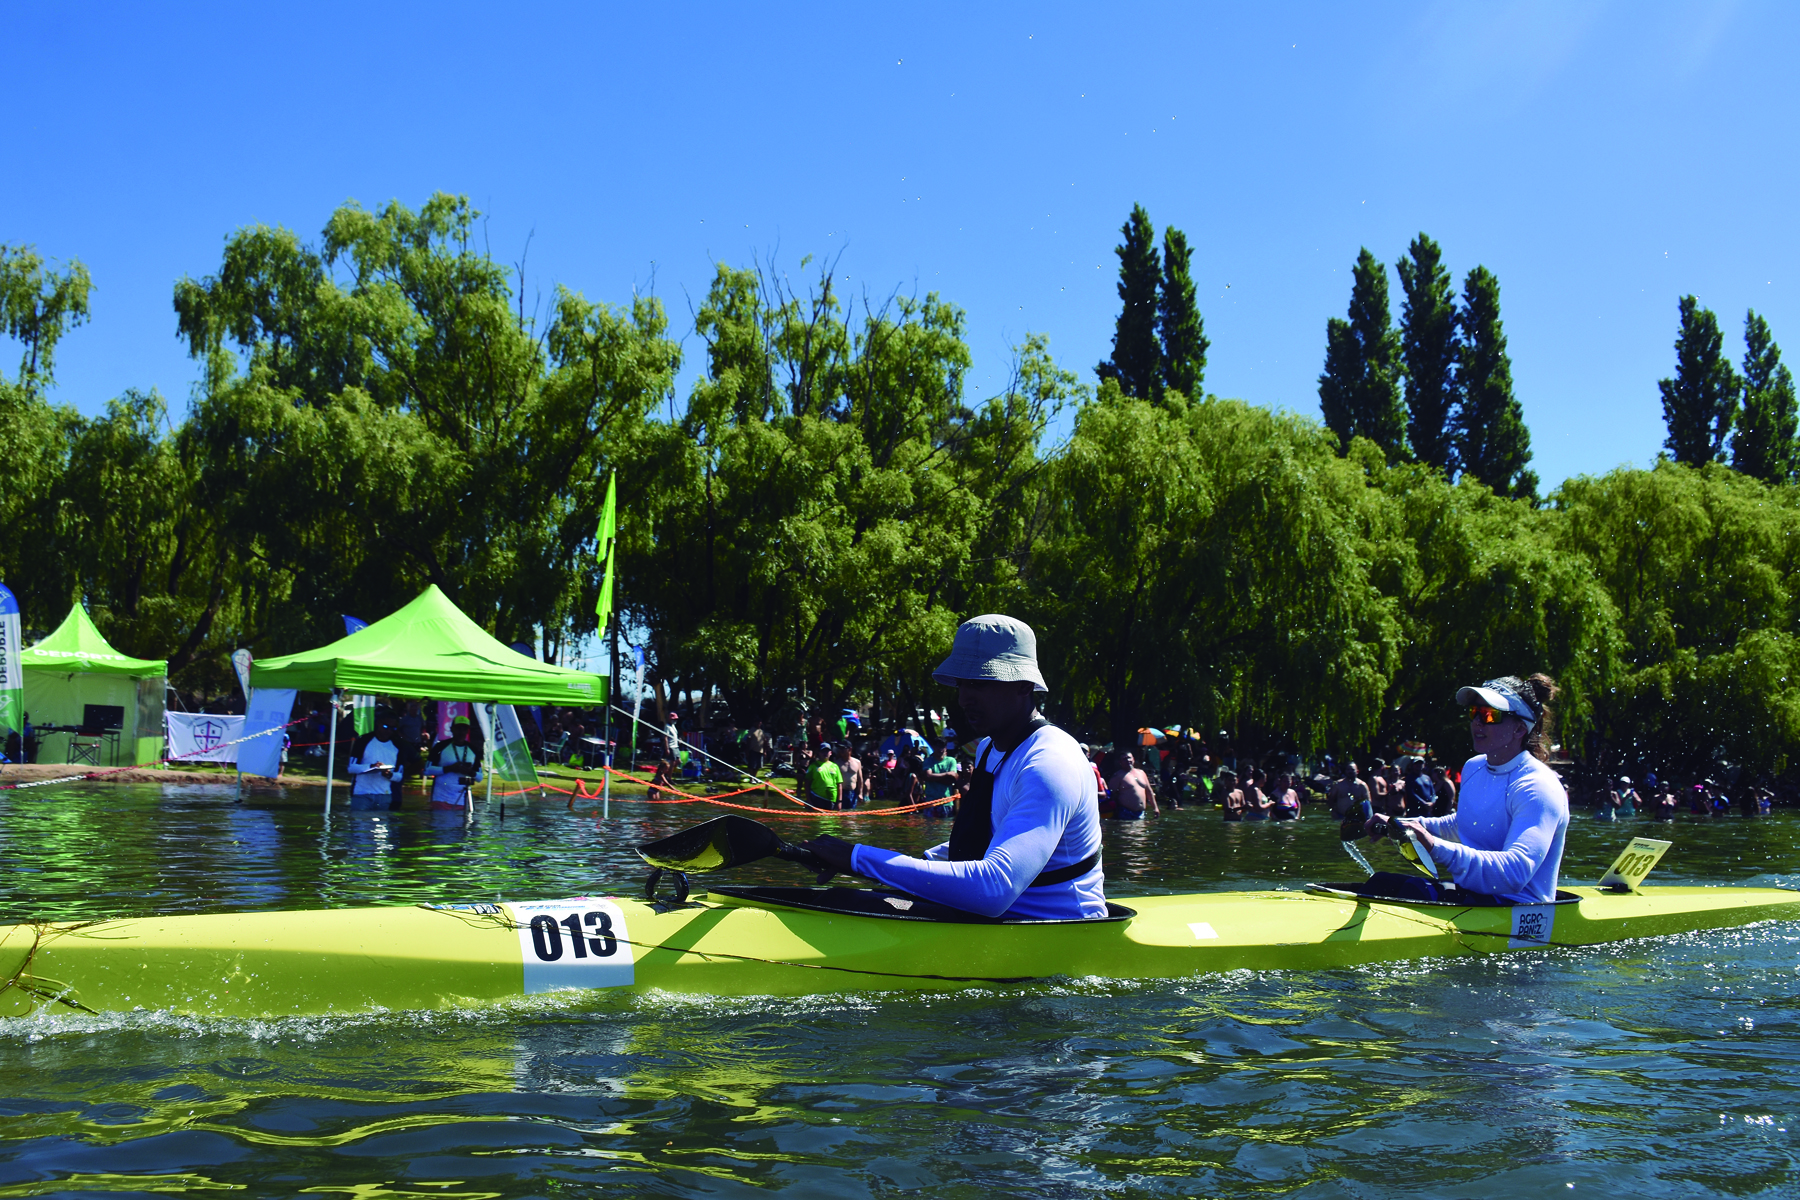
[707,885,1136,925]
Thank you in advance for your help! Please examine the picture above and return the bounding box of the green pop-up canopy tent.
[22,604,168,766]
[251,585,606,706]
[252,585,606,813]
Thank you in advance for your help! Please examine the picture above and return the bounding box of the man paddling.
[795,615,1106,920]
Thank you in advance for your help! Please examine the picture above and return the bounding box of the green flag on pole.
[596,470,618,630]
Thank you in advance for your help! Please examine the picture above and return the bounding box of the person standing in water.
[1343,674,1568,904]
[348,714,406,811]
[424,718,483,812]
[1107,750,1159,820]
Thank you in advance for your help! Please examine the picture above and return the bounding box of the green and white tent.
[22,605,168,766]
[250,585,606,707]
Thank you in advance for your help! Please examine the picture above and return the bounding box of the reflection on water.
[2,784,1798,1195]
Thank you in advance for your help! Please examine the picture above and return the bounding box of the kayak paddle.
[636,814,812,872]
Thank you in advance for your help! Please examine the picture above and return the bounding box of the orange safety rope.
[494,763,958,819]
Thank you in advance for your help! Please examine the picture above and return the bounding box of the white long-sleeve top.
[1418,752,1568,903]
[348,738,403,796]
[850,724,1106,920]
[425,743,482,806]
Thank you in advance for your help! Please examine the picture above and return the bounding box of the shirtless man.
[1108,750,1159,820]
[1327,761,1372,818]
[1217,768,1246,821]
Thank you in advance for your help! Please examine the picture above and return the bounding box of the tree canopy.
[8,197,1800,786]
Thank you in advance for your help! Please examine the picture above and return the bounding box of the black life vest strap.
[1028,849,1100,887]
[946,718,1050,861]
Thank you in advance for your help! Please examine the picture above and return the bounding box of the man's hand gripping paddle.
[635,815,856,888]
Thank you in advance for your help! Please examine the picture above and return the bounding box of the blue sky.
[7,0,1796,489]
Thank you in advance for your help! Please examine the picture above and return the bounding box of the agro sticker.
[1598,837,1672,892]
[508,898,635,993]
[1509,904,1556,949]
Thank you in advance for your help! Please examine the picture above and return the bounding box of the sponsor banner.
[238,688,297,779]
[492,704,541,789]
[166,712,246,764]
[353,693,375,736]
[230,649,254,702]
[0,583,20,748]
[436,700,471,742]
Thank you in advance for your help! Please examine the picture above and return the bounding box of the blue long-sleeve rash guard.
[1418,751,1568,903]
[850,725,1106,920]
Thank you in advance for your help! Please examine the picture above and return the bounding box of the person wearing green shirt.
[805,740,843,810]
[924,738,960,817]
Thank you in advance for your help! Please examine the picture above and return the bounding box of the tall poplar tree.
[1397,233,1458,474]
[1096,204,1162,401]
[1731,309,1798,484]
[1318,248,1406,460]
[1157,226,1207,401]
[1452,266,1536,500]
[1659,295,1739,465]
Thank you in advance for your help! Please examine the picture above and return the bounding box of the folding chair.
[67,727,104,767]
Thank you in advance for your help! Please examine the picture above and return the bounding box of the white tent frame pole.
[482,702,495,823]
[324,688,339,815]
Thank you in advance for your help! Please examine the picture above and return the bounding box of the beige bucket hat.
[931,614,1048,692]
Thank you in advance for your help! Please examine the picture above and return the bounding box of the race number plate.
[509,898,635,993]
[1598,837,1672,892]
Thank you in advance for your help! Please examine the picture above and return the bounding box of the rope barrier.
[500,762,958,819]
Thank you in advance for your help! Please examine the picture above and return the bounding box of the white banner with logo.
[238,688,297,779]
[166,712,246,764]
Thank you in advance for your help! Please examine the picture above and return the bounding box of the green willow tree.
[1096,204,1162,402]
[174,194,679,658]
[1319,249,1406,461]
[1030,391,1400,751]
[1731,310,1797,484]
[1453,266,1536,500]
[1397,233,1458,475]
[625,261,1073,728]
[0,246,90,626]
[1561,463,1800,778]
[1660,295,1740,465]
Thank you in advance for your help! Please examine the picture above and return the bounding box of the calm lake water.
[2,782,1798,1197]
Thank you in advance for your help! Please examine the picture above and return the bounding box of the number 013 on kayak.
[1599,838,1673,892]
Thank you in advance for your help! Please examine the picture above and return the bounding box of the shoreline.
[0,762,676,800]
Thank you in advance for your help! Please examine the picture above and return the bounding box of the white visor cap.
[1456,682,1537,728]
[932,614,1048,692]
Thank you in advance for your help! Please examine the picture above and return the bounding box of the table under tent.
[21,605,168,767]
[248,585,608,812]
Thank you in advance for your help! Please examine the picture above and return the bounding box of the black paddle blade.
[635,815,784,872]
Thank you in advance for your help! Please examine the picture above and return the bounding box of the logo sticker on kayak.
[509,898,635,992]
[1508,904,1555,949]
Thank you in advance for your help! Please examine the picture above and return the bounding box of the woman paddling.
[1342,674,1569,905]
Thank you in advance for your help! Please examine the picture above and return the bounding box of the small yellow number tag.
[1599,837,1672,891]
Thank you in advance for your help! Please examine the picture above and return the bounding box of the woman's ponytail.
[1524,673,1559,761]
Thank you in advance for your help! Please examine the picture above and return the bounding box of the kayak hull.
[2,885,1795,1019]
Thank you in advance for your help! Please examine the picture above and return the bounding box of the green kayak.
[3,881,1795,1019]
